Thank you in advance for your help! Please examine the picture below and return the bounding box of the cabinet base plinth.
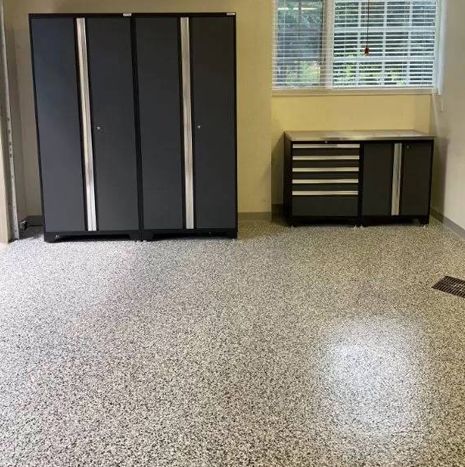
[43,228,237,243]
[44,230,142,243]
[288,216,360,227]
[361,215,430,227]
[287,215,430,228]
[142,229,237,241]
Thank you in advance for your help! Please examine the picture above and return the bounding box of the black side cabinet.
[30,13,237,242]
[284,131,434,226]
[361,140,433,224]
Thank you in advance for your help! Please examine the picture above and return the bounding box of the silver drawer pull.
[293,143,360,149]
[292,190,358,196]
[292,179,358,184]
[293,155,359,161]
[293,167,359,173]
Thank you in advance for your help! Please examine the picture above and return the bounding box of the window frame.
[272,0,443,94]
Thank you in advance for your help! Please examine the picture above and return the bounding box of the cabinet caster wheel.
[44,233,60,243]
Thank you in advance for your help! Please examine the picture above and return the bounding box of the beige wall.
[5,0,435,217]
[5,0,273,215]
[431,0,465,230]
[272,93,432,204]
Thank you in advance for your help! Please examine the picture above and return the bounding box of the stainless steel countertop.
[285,130,433,142]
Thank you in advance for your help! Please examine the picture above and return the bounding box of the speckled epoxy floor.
[1,219,465,466]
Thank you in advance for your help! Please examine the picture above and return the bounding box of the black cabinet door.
[190,16,237,230]
[400,141,433,216]
[86,17,139,231]
[31,17,86,233]
[361,142,394,216]
[135,17,184,230]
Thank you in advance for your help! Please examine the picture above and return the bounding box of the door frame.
[0,125,9,244]
[0,0,9,243]
[0,0,18,243]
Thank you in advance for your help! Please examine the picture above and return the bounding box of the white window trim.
[273,0,442,95]
[272,87,435,97]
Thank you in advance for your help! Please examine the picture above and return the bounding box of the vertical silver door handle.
[76,18,97,232]
[391,143,402,216]
[181,17,194,230]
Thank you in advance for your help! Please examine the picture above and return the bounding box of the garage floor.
[1,219,465,466]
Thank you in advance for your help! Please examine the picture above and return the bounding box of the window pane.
[273,0,439,90]
[332,0,438,88]
[386,1,410,26]
[273,0,324,88]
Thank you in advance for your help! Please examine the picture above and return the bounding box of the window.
[273,0,440,90]
[274,0,325,87]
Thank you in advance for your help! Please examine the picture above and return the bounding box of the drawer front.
[292,143,360,154]
[292,195,358,217]
[293,172,359,182]
[292,143,360,175]
[293,183,359,192]
[293,160,359,170]
[289,142,360,218]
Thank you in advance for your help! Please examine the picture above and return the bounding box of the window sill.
[272,88,435,97]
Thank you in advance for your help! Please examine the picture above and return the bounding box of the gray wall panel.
[136,18,184,230]
[362,143,393,216]
[87,17,139,231]
[190,16,236,229]
[31,17,86,232]
[400,142,433,216]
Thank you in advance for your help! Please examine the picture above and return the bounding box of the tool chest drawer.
[289,142,360,219]
[292,195,358,217]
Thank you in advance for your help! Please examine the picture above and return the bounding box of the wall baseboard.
[20,215,43,231]
[272,204,283,216]
[238,205,284,221]
[238,212,271,221]
[23,213,280,225]
[431,208,465,240]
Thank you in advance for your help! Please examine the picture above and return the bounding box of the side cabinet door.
[86,17,139,231]
[362,143,394,216]
[136,18,184,230]
[400,141,433,216]
[31,17,86,233]
[190,16,237,230]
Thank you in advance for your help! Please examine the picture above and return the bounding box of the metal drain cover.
[433,276,465,298]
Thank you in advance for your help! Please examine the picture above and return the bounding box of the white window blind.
[273,0,325,88]
[273,0,440,90]
[333,0,438,88]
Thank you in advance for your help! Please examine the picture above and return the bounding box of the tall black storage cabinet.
[87,17,140,232]
[30,13,237,242]
[30,18,86,234]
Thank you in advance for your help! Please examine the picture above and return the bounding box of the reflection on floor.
[1,219,465,466]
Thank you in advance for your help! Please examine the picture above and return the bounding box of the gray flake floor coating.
[1,220,465,466]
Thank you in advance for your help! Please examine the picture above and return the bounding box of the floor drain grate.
[433,276,465,298]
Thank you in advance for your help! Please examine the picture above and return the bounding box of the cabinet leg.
[140,232,154,241]
[44,233,60,243]
[419,216,430,225]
